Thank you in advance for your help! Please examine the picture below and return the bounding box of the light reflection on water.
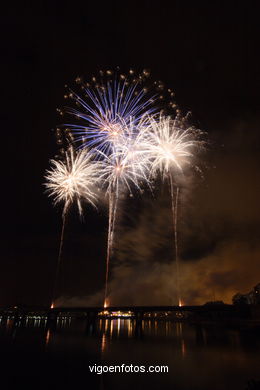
[0,317,259,390]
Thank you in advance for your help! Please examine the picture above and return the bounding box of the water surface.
[0,317,259,390]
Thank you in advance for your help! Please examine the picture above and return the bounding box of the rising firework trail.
[146,114,203,305]
[103,121,153,307]
[98,137,151,306]
[169,177,181,305]
[44,147,100,307]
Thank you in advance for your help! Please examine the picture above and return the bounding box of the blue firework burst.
[63,70,159,155]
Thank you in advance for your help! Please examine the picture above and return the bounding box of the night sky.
[2,1,260,307]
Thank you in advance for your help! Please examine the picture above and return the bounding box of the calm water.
[0,317,259,390]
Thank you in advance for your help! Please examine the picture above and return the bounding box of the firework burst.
[45,147,100,307]
[146,114,203,179]
[45,147,100,216]
[60,69,176,155]
[144,114,204,305]
[97,117,151,194]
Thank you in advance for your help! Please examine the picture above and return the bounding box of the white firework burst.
[45,147,100,216]
[97,117,152,196]
[145,114,203,178]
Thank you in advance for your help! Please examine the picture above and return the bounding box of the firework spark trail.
[169,176,181,305]
[45,147,100,307]
[104,188,118,307]
[174,187,180,305]
[146,115,203,305]
[98,142,151,307]
[51,212,67,309]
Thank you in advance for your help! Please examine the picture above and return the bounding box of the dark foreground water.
[0,317,259,390]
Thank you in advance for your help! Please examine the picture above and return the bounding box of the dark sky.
[1,1,260,306]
